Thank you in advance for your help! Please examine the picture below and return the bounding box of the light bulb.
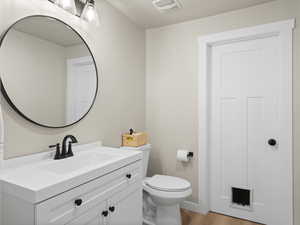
[84,5,95,21]
[61,0,71,8]
[58,0,77,14]
[81,0,100,26]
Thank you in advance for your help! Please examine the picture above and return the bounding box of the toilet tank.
[120,144,151,178]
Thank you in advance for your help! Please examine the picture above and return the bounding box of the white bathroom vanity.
[0,142,142,225]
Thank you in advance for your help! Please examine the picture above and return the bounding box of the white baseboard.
[180,201,209,215]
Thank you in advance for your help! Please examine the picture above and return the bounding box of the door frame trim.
[198,19,295,221]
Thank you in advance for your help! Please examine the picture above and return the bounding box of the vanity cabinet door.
[108,184,142,225]
[67,201,107,225]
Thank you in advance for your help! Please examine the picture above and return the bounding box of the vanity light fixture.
[48,0,100,25]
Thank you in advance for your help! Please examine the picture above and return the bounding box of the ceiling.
[14,17,83,47]
[106,0,275,28]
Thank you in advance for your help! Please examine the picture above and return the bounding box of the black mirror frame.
[0,15,99,129]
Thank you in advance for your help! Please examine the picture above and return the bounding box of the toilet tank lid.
[120,144,151,151]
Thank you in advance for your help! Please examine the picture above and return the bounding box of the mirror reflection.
[0,16,98,128]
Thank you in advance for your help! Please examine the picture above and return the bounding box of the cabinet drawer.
[36,160,142,225]
[66,201,106,225]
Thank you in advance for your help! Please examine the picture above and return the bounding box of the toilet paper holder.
[187,152,194,159]
[177,150,194,162]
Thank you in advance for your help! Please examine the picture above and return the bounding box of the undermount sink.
[39,151,122,175]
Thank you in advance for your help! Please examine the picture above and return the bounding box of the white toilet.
[121,144,192,225]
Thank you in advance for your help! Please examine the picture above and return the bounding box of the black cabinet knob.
[268,139,277,146]
[109,206,115,212]
[126,174,132,179]
[74,199,83,206]
[102,210,109,217]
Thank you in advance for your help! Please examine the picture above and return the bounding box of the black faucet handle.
[49,143,59,149]
[49,143,61,160]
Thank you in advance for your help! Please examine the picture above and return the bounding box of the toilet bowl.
[121,145,192,225]
[144,175,192,225]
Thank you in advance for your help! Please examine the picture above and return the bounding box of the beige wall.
[146,0,300,223]
[0,0,145,158]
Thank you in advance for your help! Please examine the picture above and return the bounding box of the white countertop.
[0,142,142,204]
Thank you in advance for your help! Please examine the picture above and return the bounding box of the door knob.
[268,139,277,146]
[109,206,115,212]
[126,174,132,179]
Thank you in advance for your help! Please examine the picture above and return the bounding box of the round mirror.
[0,16,98,128]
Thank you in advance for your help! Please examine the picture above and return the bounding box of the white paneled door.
[207,23,293,225]
[66,56,97,124]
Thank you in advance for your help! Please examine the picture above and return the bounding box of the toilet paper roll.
[177,150,190,162]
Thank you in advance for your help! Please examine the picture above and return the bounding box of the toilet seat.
[145,175,191,192]
[143,175,192,199]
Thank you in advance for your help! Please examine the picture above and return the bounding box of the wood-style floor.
[181,209,262,225]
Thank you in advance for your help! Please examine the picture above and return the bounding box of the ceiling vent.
[152,0,182,12]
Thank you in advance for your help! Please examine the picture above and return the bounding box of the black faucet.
[62,135,78,158]
[49,135,78,160]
